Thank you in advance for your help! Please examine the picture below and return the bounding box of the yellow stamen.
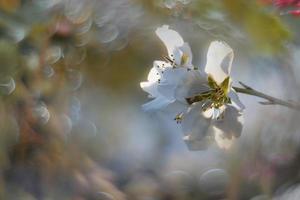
[181,53,189,65]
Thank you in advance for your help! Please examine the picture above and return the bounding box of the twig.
[233,82,300,111]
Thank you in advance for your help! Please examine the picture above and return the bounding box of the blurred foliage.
[139,0,291,54]
[223,0,291,53]
[0,40,19,76]
[0,0,19,13]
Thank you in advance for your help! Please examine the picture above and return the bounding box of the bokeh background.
[1,0,300,199]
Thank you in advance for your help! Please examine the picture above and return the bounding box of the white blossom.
[141,25,245,150]
[155,25,194,69]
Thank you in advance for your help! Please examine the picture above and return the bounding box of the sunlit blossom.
[141,25,245,150]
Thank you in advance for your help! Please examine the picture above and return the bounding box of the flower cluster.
[141,25,245,150]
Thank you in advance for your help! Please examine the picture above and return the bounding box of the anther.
[174,113,184,123]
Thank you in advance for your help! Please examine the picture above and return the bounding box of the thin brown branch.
[233,82,300,111]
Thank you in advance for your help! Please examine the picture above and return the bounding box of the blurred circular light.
[67,69,83,91]
[85,121,97,136]
[9,26,27,43]
[94,9,116,28]
[69,96,81,123]
[75,17,93,35]
[33,102,50,125]
[34,0,60,10]
[43,65,55,78]
[26,53,40,70]
[64,47,87,65]
[59,114,73,135]
[97,24,119,44]
[250,194,269,200]
[74,32,91,47]
[46,46,62,64]
[164,0,177,9]
[96,192,115,200]
[179,0,192,5]
[199,168,229,196]
[108,37,128,51]
[164,170,191,192]
[64,0,92,24]
[0,76,15,95]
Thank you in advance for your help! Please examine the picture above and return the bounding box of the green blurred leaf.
[223,0,291,53]
[0,40,19,76]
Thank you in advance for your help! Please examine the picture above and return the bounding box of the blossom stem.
[233,82,300,111]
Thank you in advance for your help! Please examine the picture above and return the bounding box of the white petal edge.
[155,25,184,59]
[157,83,177,101]
[142,97,174,112]
[179,42,193,67]
[213,106,244,150]
[213,105,244,149]
[228,88,245,111]
[153,60,172,70]
[204,41,234,84]
[181,103,211,144]
[147,66,161,82]
[140,81,159,97]
[214,127,237,150]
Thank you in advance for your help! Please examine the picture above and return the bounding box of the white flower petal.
[173,47,183,66]
[203,108,214,119]
[142,97,174,112]
[157,83,177,100]
[214,127,236,150]
[181,102,212,150]
[153,60,172,70]
[213,105,244,140]
[140,81,159,97]
[159,69,207,103]
[161,101,188,118]
[155,25,184,59]
[174,70,208,102]
[179,42,193,67]
[228,88,245,111]
[156,68,188,101]
[205,41,234,84]
[162,68,187,84]
[147,66,161,82]
[212,108,221,119]
[183,134,212,150]
[213,106,243,150]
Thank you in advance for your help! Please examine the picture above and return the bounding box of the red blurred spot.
[274,0,298,8]
[54,20,73,37]
[288,9,300,15]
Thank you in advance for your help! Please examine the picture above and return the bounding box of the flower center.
[186,75,231,110]
[175,76,231,123]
